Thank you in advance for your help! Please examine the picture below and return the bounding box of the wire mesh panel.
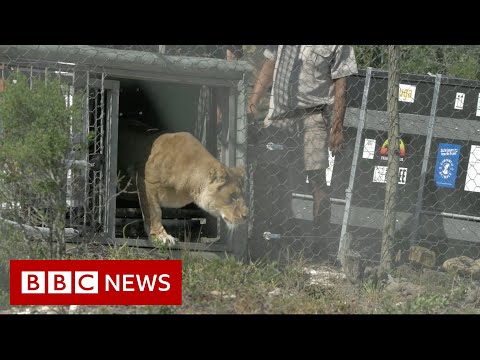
[66,72,119,239]
[245,45,480,272]
[0,45,253,257]
[342,47,480,273]
[339,69,441,267]
[0,52,124,257]
[246,45,361,264]
[0,61,86,256]
[414,74,480,261]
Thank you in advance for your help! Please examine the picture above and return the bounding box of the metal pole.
[411,74,442,246]
[228,86,237,167]
[99,73,105,230]
[337,67,373,264]
[83,71,90,233]
[105,82,119,239]
[224,85,238,253]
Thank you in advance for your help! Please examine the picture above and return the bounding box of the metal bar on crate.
[234,78,249,259]
[68,70,76,228]
[105,81,120,239]
[98,73,106,229]
[235,78,247,168]
[0,45,254,79]
[99,73,105,157]
[92,86,100,228]
[83,71,90,232]
[219,87,230,165]
[411,74,442,246]
[421,209,480,222]
[94,85,99,154]
[203,86,219,240]
[223,85,239,254]
[207,88,217,157]
[338,67,373,263]
[292,193,346,205]
[227,86,237,168]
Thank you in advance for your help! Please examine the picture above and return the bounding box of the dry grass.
[2,239,480,315]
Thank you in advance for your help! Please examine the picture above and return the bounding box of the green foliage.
[0,73,83,196]
[354,45,389,70]
[353,45,480,80]
[0,72,85,259]
[386,293,450,314]
[0,72,86,307]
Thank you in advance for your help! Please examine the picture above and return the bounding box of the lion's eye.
[230,193,238,202]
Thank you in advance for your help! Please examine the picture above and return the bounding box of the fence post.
[379,45,401,276]
[411,73,442,246]
[338,67,373,266]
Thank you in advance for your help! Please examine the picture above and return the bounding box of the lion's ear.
[209,165,228,184]
[230,166,246,178]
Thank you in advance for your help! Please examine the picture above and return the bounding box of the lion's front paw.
[150,231,177,248]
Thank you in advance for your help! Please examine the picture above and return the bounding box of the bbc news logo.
[10,260,182,305]
[22,271,99,294]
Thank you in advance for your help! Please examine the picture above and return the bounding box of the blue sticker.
[434,143,461,188]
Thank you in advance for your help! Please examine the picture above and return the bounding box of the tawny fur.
[118,128,248,247]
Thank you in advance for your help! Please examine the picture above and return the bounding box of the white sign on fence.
[362,138,376,160]
[399,84,416,103]
[373,166,408,185]
[454,92,465,110]
[476,94,480,117]
[326,150,335,186]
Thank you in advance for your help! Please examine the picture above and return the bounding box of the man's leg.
[303,112,332,243]
[307,169,332,234]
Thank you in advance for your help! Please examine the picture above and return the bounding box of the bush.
[0,72,84,261]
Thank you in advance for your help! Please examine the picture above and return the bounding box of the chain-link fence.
[0,45,253,259]
[2,45,480,281]
[245,45,480,282]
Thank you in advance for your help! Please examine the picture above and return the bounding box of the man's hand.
[247,58,275,120]
[247,102,258,117]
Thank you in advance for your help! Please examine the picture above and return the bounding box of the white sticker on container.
[362,138,376,160]
[326,150,335,186]
[373,166,407,185]
[399,84,416,103]
[477,94,480,116]
[454,92,465,110]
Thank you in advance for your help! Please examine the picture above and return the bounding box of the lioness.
[117,124,248,246]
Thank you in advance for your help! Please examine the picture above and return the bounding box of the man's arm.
[247,58,275,115]
[329,76,348,153]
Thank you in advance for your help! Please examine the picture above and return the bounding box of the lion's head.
[199,164,248,228]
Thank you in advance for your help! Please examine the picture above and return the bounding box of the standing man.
[248,45,358,248]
